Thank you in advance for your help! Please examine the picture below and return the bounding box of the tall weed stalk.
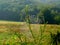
[25,5,37,45]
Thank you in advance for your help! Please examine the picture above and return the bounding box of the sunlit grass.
[0,21,60,45]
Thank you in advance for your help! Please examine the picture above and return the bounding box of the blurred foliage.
[0,0,60,24]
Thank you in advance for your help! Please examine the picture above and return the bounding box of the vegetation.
[0,21,60,45]
[0,0,60,24]
[0,0,60,45]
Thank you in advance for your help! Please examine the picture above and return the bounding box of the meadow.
[0,21,60,45]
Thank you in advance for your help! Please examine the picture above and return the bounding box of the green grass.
[0,21,60,45]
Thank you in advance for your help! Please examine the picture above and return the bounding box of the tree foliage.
[0,0,60,24]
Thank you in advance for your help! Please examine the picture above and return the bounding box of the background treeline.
[0,0,60,24]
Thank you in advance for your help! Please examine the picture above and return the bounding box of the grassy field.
[0,21,60,45]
